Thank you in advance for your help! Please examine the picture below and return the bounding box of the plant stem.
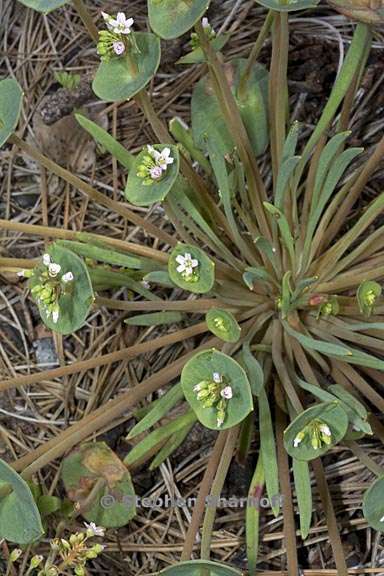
[8,134,175,246]
[72,0,99,42]
[200,425,239,559]
[238,11,274,100]
[246,453,264,576]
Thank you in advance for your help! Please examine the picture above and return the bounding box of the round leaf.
[168,243,215,294]
[17,0,67,12]
[284,401,349,461]
[363,476,384,531]
[125,144,180,206]
[181,349,253,430]
[160,560,242,576]
[0,459,44,544]
[148,0,211,39]
[0,78,23,148]
[93,33,161,102]
[206,309,241,342]
[62,442,136,528]
[29,244,94,335]
[255,0,320,10]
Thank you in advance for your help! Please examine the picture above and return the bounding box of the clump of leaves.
[2,0,384,574]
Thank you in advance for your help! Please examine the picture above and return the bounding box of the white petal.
[62,272,74,283]
[212,372,222,383]
[221,386,233,399]
[191,259,199,268]
[175,255,186,265]
[202,17,209,28]
[184,253,192,260]
[116,12,126,24]
[177,264,186,273]
[52,310,59,324]
[17,270,25,277]
[43,254,51,266]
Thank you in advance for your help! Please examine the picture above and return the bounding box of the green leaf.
[191,60,269,157]
[37,495,62,517]
[125,144,180,206]
[75,113,134,170]
[206,309,241,343]
[148,0,211,39]
[17,0,67,12]
[168,243,215,294]
[283,322,352,357]
[57,240,143,270]
[181,349,253,430]
[160,560,242,575]
[255,0,320,10]
[0,78,23,148]
[0,459,44,544]
[128,384,184,439]
[243,266,276,290]
[363,476,384,532]
[292,458,312,539]
[124,311,184,326]
[263,203,295,264]
[246,455,264,575]
[143,270,174,287]
[282,121,300,160]
[312,131,351,208]
[284,402,349,461]
[274,155,301,211]
[149,421,194,470]
[62,442,136,528]
[259,389,280,516]
[241,344,264,396]
[29,244,94,335]
[177,34,230,64]
[125,411,197,466]
[357,280,382,316]
[93,33,161,102]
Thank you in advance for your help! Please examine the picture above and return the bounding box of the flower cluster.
[190,17,216,50]
[19,254,74,324]
[194,372,233,427]
[136,145,174,185]
[97,12,134,62]
[293,418,332,450]
[175,252,199,282]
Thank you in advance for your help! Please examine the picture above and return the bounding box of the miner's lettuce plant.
[2,0,384,573]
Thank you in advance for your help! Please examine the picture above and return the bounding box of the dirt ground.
[1,0,384,574]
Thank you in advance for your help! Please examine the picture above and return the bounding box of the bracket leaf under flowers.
[160,560,242,575]
[0,78,23,148]
[363,476,384,532]
[17,0,67,12]
[29,244,94,335]
[148,0,211,40]
[168,243,215,294]
[93,32,161,102]
[125,144,180,206]
[206,308,241,343]
[61,442,136,528]
[181,349,253,430]
[284,401,349,461]
[255,0,320,11]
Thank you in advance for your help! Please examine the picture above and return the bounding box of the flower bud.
[327,0,384,24]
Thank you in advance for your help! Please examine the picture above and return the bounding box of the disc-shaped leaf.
[160,560,242,576]
[206,309,241,342]
[93,33,161,102]
[148,0,211,39]
[29,244,94,335]
[177,34,230,65]
[181,349,253,430]
[191,60,268,157]
[284,402,349,461]
[255,0,320,10]
[168,243,215,294]
[357,280,381,316]
[0,459,44,544]
[363,476,384,531]
[125,144,180,206]
[62,442,136,528]
[17,0,67,12]
[0,78,23,148]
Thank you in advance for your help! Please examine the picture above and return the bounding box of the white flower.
[84,522,105,537]
[221,386,233,400]
[48,263,61,278]
[293,435,302,448]
[319,423,331,437]
[202,17,210,28]
[193,383,202,393]
[156,147,174,171]
[61,272,74,283]
[17,270,25,277]
[150,165,163,180]
[217,414,224,427]
[212,372,222,384]
[175,253,199,277]
[113,41,126,55]
[107,12,134,35]
[380,515,384,523]
[43,253,51,266]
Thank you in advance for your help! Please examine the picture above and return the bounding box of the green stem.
[246,453,264,575]
[72,0,99,43]
[200,426,239,559]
